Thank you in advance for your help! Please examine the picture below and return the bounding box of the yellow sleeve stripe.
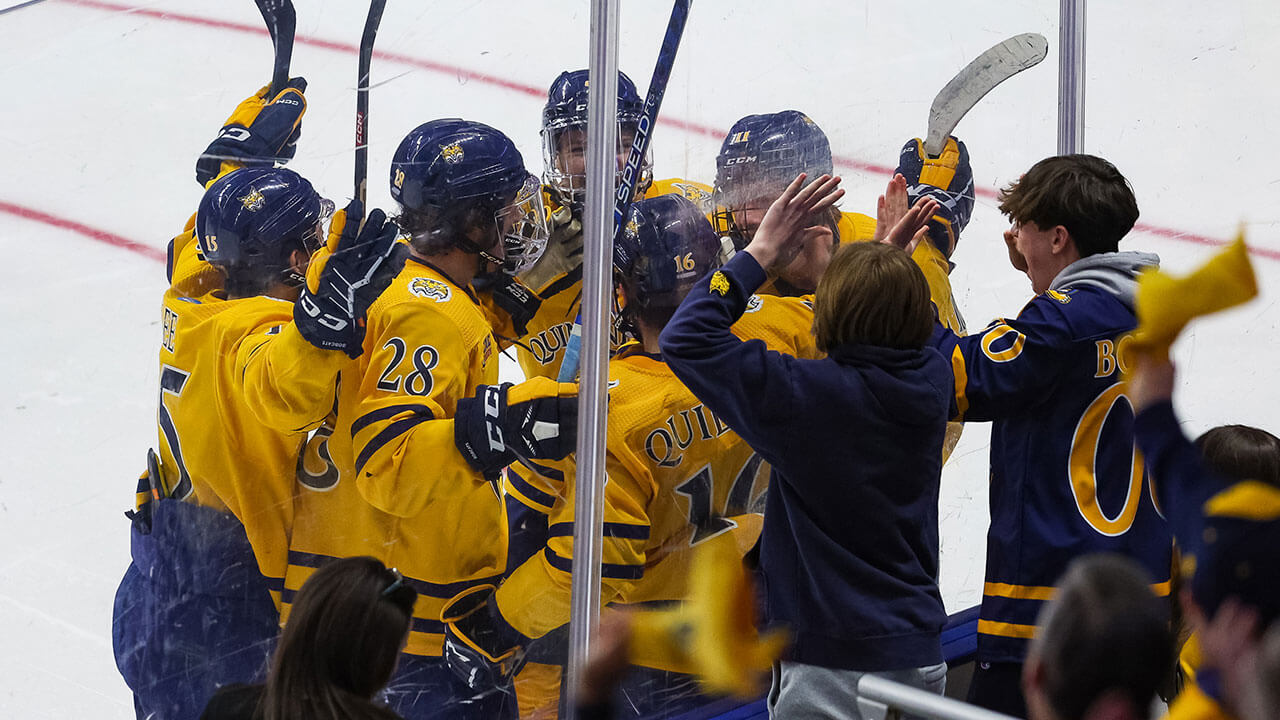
[951,344,969,421]
[977,619,1038,640]
[983,582,1056,601]
[985,580,1173,602]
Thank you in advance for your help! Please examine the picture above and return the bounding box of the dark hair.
[1034,554,1173,720]
[1195,425,1280,487]
[812,242,933,352]
[998,154,1139,257]
[261,556,417,720]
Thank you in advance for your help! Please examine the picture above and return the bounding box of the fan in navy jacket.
[662,173,953,716]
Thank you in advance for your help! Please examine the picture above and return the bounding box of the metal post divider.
[1058,0,1086,153]
[564,0,619,716]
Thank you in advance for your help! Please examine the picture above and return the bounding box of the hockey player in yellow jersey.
[281,118,576,720]
[441,195,815,718]
[710,111,973,461]
[112,157,403,720]
[516,69,715,381]
[709,110,970,335]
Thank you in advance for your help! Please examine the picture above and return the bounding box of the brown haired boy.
[930,154,1172,716]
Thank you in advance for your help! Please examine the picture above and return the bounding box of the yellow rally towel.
[627,533,788,698]
[1131,233,1258,362]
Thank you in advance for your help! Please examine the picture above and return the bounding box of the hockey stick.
[924,33,1048,155]
[557,0,693,382]
[355,0,387,206]
[254,0,296,98]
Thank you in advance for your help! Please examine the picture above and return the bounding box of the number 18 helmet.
[541,69,653,208]
[711,111,833,245]
[391,118,548,274]
[615,194,721,333]
[196,167,331,292]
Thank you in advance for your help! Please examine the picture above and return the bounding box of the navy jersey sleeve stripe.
[355,412,435,474]
[350,403,436,436]
[547,522,651,540]
[543,547,643,580]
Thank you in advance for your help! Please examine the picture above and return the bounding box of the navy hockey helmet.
[712,111,833,240]
[615,194,721,327]
[391,119,547,273]
[541,69,652,206]
[196,167,330,285]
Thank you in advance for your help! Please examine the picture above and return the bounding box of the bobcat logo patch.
[441,143,464,164]
[709,271,730,297]
[409,277,452,302]
[744,295,763,313]
[238,188,266,212]
[1045,289,1072,304]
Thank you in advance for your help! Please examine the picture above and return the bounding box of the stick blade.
[925,32,1048,155]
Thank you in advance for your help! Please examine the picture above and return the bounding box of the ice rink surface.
[1,0,1277,715]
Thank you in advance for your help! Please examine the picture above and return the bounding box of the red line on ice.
[0,200,166,263]
[30,0,1277,263]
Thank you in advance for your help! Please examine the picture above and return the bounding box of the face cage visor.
[281,197,336,286]
[541,120,654,208]
[499,174,550,276]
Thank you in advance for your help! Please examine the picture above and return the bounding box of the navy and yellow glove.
[473,271,542,337]
[295,200,405,358]
[441,585,528,692]
[196,78,308,186]
[454,378,578,482]
[895,136,974,258]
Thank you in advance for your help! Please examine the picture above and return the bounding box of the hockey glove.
[295,200,405,358]
[195,78,308,186]
[441,585,528,692]
[473,271,542,337]
[454,378,578,481]
[895,136,975,258]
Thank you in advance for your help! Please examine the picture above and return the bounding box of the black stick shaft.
[356,0,388,206]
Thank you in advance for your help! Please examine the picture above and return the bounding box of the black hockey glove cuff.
[454,379,579,481]
[441,585,528,691]
[196,78,308,186]
[895,136,974,258]
[295,202,405,358]
[474,271,542,337]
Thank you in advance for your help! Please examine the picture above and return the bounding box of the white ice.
[1,0,1277,716]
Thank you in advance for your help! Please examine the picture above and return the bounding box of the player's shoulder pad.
[647,177,714,211]
[838,210,878,244]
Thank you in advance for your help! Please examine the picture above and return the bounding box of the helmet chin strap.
[457,219,506,277]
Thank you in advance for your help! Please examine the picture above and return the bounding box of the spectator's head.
[811,242,932,353]
[999,155,1139,294]
[263,556,417,720]
[1195,425,1280,488]
[1024,554,1173,720]
[1184,481,1280,632]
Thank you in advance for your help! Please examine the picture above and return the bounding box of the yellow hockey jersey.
[283,256,509,657]
[496,293,816,641]
[515,178,714,381]
[154,288,341,606]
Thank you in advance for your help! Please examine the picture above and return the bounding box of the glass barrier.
[1,1,1276,718]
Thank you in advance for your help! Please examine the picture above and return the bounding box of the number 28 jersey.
[283,256,508,658]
